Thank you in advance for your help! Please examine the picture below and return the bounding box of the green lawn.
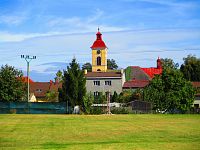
[0,114,200,150]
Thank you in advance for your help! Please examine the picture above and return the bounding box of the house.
[85,29,125,96]
[85,70,125,95]
[191,82,200,110]
[29,80,61,102]
[123,58,162,90]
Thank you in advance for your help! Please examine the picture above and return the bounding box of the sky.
[0,0,200,81]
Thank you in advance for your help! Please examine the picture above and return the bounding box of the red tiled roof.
[30,82,50,98]
[141,67,162,79]
[20,76,34,83]
[30,81,61,98]
[192,82,200,88]
[85,72,122,78]
[123,80,149,89]
[91,31,107,49]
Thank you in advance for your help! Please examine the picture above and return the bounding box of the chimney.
[157,57,162,69]
[50,80,53,87]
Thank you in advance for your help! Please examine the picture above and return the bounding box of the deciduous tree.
[82,62,92,72]
[107,59,118,70]
[0,65,26,101]
[143,67,195,113]
[180,55,200,81]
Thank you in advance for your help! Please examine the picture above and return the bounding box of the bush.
[111,107,131,114]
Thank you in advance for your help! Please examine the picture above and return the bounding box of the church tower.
[91,28,107,72]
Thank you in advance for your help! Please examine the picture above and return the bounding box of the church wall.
[86,78,123,95]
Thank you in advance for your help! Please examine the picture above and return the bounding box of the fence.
[127,100,152,113]
[0,102,71,114]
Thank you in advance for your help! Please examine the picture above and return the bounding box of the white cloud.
[0,15,27,25]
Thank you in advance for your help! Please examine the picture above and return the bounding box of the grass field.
[0,114,200,150]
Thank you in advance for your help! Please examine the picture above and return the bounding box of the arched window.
[97,56,101,66]
[97,69,101,71]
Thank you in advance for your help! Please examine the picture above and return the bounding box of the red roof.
[141,68,162,79]
[123,80,149,89]
[85,72,122,78]
[192,82,200,88]
[91,30,107,49]
[21,76,34,83]
[30,81,62,98]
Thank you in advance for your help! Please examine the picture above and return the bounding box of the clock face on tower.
[97,50,101,54]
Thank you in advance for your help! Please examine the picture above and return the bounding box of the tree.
[83,92,94,114]
[55,70,62,82]
[161,58,179,70]
[46,90,58,102]
[180,55,200,81]
[82,62,92,72]
[0,65,26,101]
[143,67,195,113]
[107,59,118,70]
[61,58,86,108]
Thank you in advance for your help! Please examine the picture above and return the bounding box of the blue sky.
[0,0,200,81]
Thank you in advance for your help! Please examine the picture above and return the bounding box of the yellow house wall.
[92,49,107,72]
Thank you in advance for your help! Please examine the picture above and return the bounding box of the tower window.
[97,56,101,66]
[97,50,101,54]
[94,81,100,86]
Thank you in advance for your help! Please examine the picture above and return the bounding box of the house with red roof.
[21,77,62,102]
[191,82,200,110]
[123,58,162,90]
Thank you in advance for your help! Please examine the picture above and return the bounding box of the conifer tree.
[61,58,86,108]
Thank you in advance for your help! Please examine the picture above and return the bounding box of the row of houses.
[26,29,200,109]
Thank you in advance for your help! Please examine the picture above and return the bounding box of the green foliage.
[125,66,132,81]
[83,93,94,114]
[0,65,26,101]
[82,62,92,72]
[45,90,58,102]
[118,90,134,103]
[61,58,86,108]
[111,91,118,102]
[180,55,200,81]
[143,67,195,113]
[55,70,62,82]
[107,59,118,70]
[90,107,104,114]
[161,58,179,70]
[94,92,106,104]
[111,107,130,114]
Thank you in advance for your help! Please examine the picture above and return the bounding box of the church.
[84,29,125,96]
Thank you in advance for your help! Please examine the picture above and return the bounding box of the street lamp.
[21,55,36,102]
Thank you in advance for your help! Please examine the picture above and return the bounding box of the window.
[36,89,42,92]
[105,81,111,86]
[97,50,101,54]
[94,91,99,96]
[94,81,100,86]
[97,56,101,66]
